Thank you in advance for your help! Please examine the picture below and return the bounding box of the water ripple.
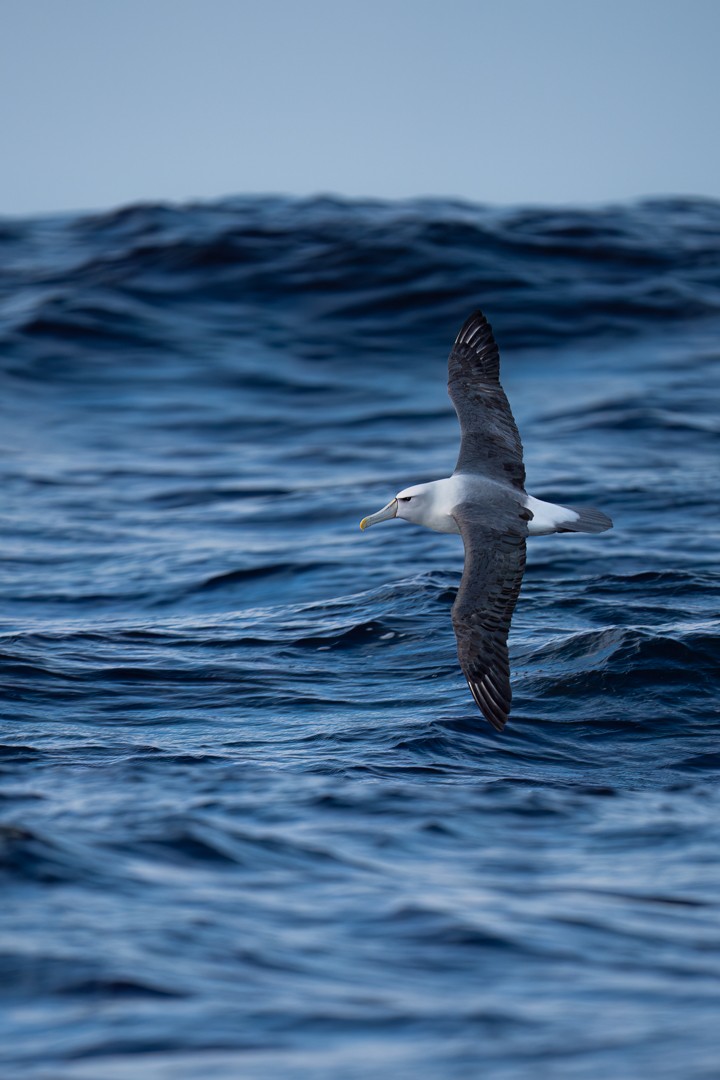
[1,196,719,1079]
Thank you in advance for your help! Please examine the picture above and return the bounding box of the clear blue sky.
[1,0,718,215]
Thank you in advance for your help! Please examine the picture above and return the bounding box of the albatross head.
[359,484,432,530]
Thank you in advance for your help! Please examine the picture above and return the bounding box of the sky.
[1,0,719,215]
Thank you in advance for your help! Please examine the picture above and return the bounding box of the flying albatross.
[359,310,612,732]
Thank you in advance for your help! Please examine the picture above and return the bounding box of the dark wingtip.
[467,678,509,733]
[450,309,502,388]
[454,309,493,348]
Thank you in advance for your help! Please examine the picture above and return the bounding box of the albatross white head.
[359,479,460,534]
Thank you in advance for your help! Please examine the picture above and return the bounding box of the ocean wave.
[2,195,720,1079]
[3,197,720,383]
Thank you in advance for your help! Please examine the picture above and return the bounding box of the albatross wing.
[448,310,526,491]
[451,502,529,731]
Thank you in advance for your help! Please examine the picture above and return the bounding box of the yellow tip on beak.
[358,498,398,532]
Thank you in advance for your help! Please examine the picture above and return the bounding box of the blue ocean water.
[0,195,719,1079]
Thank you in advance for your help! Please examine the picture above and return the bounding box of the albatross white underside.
[360,477,593,537]
[359,310,613,733]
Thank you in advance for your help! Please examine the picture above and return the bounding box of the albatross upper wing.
[448,310,526,491]
[451,501,529,732]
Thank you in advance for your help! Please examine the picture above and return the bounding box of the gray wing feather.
[448,310,526,491]
[451,501,529,732]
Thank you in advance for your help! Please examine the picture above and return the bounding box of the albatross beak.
[360,498,398,530]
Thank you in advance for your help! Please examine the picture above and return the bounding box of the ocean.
[1,195,719,1078]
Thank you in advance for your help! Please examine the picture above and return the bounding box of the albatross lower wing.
[451,502,529,732]
[448,310,526,491]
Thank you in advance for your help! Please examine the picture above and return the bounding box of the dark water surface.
[1,196,719,1079]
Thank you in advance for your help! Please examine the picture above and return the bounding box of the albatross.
[359,310,612,732]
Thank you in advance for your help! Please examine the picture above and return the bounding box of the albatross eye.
[398,497,412,502]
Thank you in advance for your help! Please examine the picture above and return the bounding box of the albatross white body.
[359,310,613,733]
[379,477,588,537]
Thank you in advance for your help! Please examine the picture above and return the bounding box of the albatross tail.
[525,495,613,535]
[556,505,613,534]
